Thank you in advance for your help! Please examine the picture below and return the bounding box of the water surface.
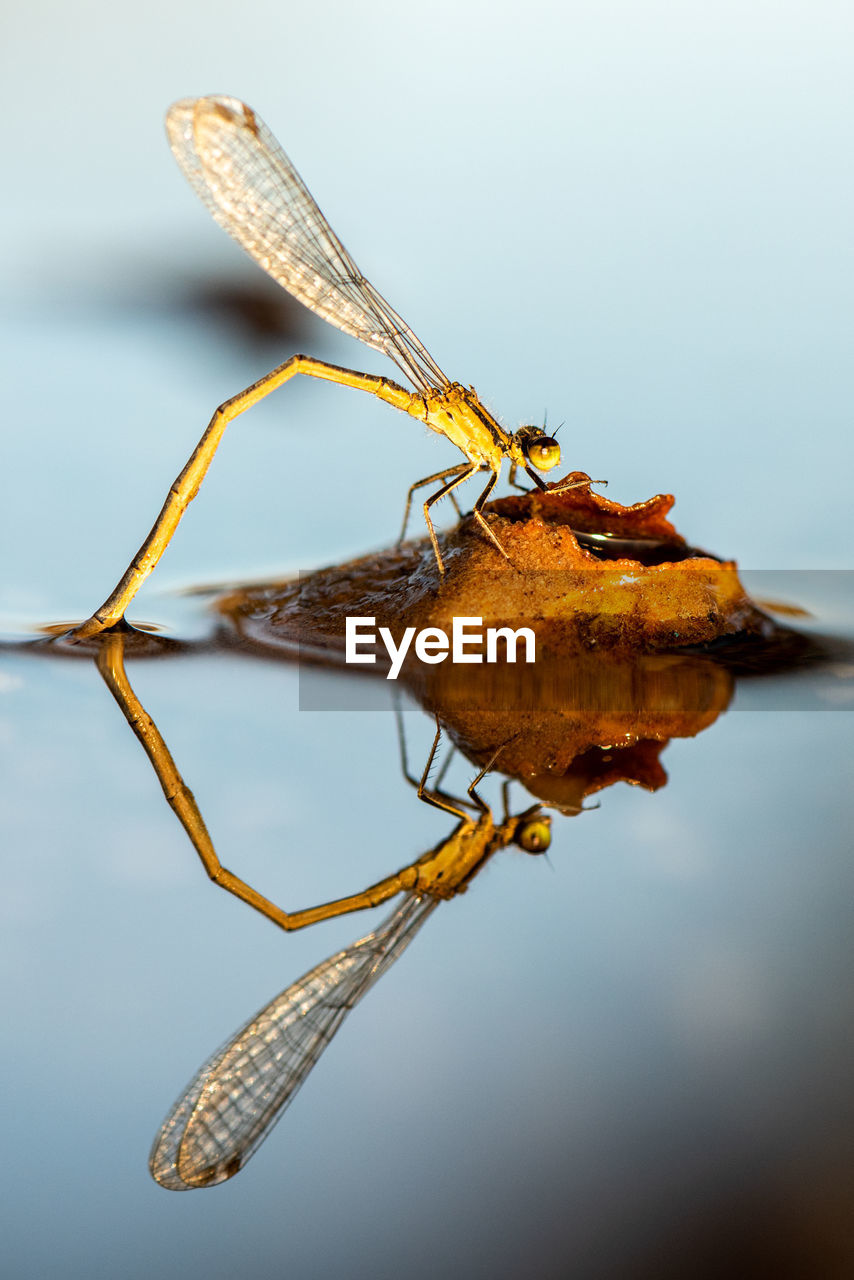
[3,3,854,1274]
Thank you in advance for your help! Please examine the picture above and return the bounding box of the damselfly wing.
[150,894,437,1189]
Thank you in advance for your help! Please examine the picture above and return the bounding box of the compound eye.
[524,436,561,472]
[516,817,552,854]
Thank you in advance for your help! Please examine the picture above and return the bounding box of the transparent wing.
[150,893,438,1190]
[166,95,450,395]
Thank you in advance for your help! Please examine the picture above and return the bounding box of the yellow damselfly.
[76,96,576,639]
[149,726,550,1189]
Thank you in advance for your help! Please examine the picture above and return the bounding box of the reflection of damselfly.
[76,95,581,639]
[96,633,551,929]
[150,733,550,1189]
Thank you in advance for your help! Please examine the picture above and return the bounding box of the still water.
[3,6,854,1273]
[2,540,854,1278]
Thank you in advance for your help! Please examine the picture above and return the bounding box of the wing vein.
[149,894,438,1189]
[166,96,449,394]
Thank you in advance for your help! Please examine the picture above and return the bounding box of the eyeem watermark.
[345,616,536,680]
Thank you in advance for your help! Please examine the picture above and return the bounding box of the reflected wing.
[150,893,438,1189]
[166,95,450,395]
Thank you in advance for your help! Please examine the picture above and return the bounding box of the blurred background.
[1,2,854,1277]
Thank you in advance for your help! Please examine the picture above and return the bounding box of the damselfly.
[149,734,551,1189]
[98,626,549,931]
[75,95,578,640]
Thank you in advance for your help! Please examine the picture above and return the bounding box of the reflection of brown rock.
[405,648,733,811]
[217,481,743,810]
[218,479,768,661]
[523,741,670,814]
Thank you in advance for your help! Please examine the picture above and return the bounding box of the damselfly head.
[517,426,561,473]
[514,814,552,855]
